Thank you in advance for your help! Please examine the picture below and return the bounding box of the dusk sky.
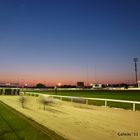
[0,0,140,86]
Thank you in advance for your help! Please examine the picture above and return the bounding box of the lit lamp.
[25,83,28,87]
[58,82,61,87]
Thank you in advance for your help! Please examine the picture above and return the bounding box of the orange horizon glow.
[0,68,138,86]
[0,76,136,86]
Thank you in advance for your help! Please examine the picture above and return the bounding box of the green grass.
[26,90,140,101]
[25,90,140,110]
[0,101,66,140]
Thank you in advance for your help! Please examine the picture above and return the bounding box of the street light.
[58,82,61,87]
[133,58,138,86]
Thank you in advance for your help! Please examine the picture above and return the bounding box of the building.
[138,81,140,88]
[77,82,84,88]
[92,83,102,89]
[0,82,18,87]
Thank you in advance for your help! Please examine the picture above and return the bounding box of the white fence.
[25,92,140,111]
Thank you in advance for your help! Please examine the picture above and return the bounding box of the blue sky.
[0,0,140,85]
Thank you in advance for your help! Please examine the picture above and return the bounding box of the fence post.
[2,89,5,95]
[133,103,136,111]
[105,100,107,107]
[71,98,73,102]
[11,89,13,95]
[86,99,88,105]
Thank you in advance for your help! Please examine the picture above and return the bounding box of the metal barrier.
[25,92,140,111]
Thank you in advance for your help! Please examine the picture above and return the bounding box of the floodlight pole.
[133,58,138,86]
[135,61,137,84]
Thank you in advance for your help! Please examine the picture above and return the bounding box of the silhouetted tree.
[36,83,46,88]
[120,83,129,89]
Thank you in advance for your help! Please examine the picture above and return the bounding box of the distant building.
[77,82,84,88]
[0,82,18,87]
[138,81,140,88]
[92,83,102,89]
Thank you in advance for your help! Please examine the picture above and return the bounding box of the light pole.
[21,79,24,91]
[133,58,138,86]
[16,77,19,89]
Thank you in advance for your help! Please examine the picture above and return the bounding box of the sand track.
[0,96,140,140]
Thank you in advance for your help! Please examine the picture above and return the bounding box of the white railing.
[25,92,140,111]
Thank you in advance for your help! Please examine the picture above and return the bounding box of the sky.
[0,0,140,86]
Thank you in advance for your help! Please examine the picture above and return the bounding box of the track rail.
[25,92,140,111]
